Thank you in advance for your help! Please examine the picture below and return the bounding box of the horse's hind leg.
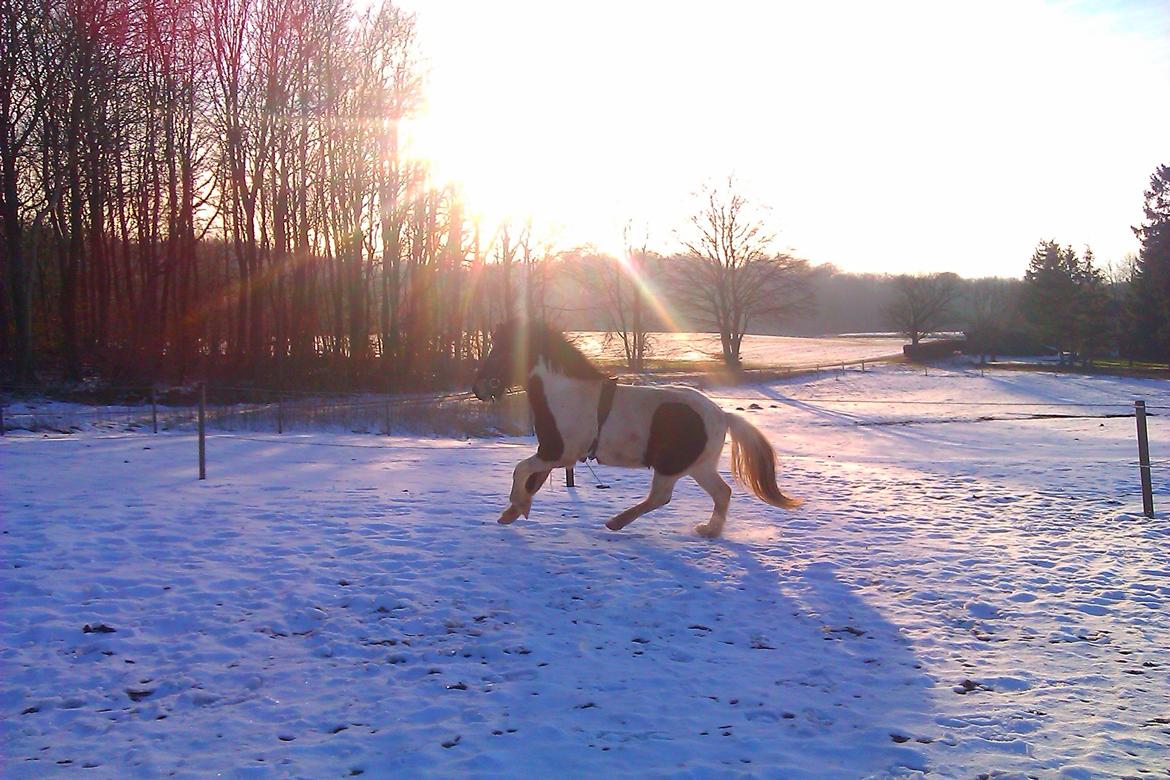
[606,471,678,531]
[692,459,732,538]
[500,455,555,524]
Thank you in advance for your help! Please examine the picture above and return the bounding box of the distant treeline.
[1,0,1166,391]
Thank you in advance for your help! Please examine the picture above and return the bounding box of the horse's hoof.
[605,517,627,531]
[499,506,522,524]
[694,523,721,539]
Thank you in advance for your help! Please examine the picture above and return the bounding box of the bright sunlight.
[402,0,1170,275]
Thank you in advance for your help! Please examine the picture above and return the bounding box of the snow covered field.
[2,365,1168,778]
[569,331,904,368]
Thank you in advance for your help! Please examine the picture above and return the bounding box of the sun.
[401,103,546,230]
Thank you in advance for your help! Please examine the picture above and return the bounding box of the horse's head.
[472,320,534,401]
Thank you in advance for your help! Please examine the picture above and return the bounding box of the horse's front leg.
[499,454,556,524]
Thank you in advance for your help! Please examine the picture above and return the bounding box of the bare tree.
[578,223,655,371]
[518,220,558,325]
[886,272,960,346]
[0,0,49,377]
[608,223,652,371]
[0,0,554,393]
[675,178,809,367]
[563,245,647,372]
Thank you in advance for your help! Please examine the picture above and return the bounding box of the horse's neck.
[530,360,604,402]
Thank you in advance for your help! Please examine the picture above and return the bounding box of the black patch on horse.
[525,470,551,494]
[643,402,707,475]
[527,375,564,462]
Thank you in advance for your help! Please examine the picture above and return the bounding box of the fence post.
[0,401,5,436]
[384,400,391,435]
[151,388,158,434]
[566,467,575,487]
[1136,400,1154,518]
[277,393,284,435]
[198,383,206,481]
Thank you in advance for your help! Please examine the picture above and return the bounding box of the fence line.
[710,396,1168,409]
[1,384,1159,514]
[1,389,1165,439]
[189,432,1170,469]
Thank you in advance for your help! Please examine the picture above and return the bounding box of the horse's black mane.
[507,320,606,380]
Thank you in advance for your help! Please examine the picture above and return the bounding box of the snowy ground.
[2,364,1168,778]
[569,331,904,368]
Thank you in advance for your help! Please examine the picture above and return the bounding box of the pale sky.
[396,0,1170,277]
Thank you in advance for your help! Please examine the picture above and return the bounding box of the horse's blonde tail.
[726,413,803,510]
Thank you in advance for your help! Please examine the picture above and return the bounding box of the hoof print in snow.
[575,702,597,709]
[348,770,364,776]
[748,403,762,410]
[953,679,991,694]
[126,688,154,702]
[278,735,295,742]
[445,682,468,690]
[22,706,39,715]
[890,733,911,743]
[1073,630,1108,643]
[83,623,116,634]
[750,637,775,650]
[441,735,461,749]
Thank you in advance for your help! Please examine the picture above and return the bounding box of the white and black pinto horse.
[472,321,802,537]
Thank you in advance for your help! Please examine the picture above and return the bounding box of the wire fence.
[0,384,532,439]
[1,375,1165,437]
[2,377,1162,516]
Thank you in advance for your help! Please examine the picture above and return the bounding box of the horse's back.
[596,384,727,471]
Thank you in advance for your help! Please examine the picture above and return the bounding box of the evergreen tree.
[1023,240,1079,357]
[1127,164,1170,364]
[1071,247,1112,364]
[1023,241,1111,363]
